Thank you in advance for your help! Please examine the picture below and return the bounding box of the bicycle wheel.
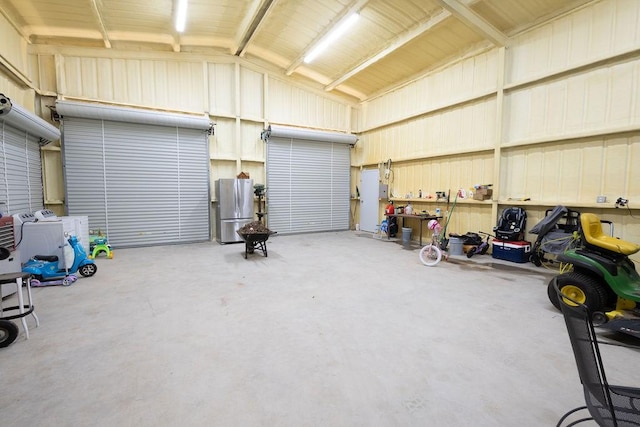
[419,244,442,266]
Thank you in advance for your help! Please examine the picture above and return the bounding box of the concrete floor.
[1,231,639,426]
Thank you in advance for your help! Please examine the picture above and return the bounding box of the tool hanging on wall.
[440,190,458,251]
[384,159,392,180]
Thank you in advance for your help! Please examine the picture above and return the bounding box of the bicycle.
[419,219,448,266]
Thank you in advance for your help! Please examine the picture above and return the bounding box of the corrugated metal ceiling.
[0,0,594,101]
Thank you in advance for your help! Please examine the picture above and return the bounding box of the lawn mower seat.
[493,207,527,241]
[581,213,640,256]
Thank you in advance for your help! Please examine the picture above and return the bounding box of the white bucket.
[402,227,412,245]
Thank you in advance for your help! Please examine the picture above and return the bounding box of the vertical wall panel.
[386,153,493,201]
[546,80,567,134]
[503,59,640,145]
[584,69,608,128]
[501,135,639,204]
[80,58,99,99]
[608,64,635,127]
[548,19,572,71]
[63,57,82,96]
[155,61,170,107]
[209,118,236,159]
[580,143,604,201]
[34,54,57,93]
[97,58,114,101]
[111,59,127,101]
[362,99,496,165]
[61,56,205,113]
[140,60,157,107]
[0,13,27,76]
[208,62,235,117]
[507,0,640,85]
[125,60,142,104]
[0,75,31,108]
[363,49,499,130]
[267,78,350,131]
[241,121,265,162]
[601,137,629,198]
[628,135,640,200]
[209,160,236,200]
[240,67,264,119]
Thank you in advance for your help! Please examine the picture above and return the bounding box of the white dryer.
[13,212,80,269]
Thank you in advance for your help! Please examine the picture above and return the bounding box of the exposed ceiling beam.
[435,0,508,47]
[325,9,451,92]
[231,0,263,54]
[286,0,369,76]
[171,39,181,52]
[90,0,111,48]
[234,0,277,57]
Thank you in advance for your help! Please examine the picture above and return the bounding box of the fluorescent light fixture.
[304,13,360,64]
[175,0,188,33]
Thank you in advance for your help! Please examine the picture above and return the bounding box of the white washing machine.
[33,210,90,253]
[13,212,84,269]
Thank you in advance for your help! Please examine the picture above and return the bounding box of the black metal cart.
[236,230,276,259]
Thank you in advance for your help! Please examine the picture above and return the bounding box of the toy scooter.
[22,235,97,285]
[548,213,640,338]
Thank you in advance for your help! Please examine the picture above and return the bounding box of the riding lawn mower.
[548,213,640,338]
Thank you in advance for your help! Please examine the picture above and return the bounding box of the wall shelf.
[389,197,491,204]
[496,200,636,210]
[361,148,494,168]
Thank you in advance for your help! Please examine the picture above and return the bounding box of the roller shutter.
[57,101,211,248]
[0,98,60,215]
[264,125,355,235]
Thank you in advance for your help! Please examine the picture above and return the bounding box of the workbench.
[385,213,442,246]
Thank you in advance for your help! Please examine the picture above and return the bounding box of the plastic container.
[402,227,412,245]
[492,239,531,263]
[449,236,464,255]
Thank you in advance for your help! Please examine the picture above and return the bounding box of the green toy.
[89,231,113,259]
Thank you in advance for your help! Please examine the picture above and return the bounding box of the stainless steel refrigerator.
[215,179,255,243]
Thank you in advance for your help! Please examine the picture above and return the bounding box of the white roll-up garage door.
[0,96,60,215]
[263,125,356,235]
[57,101,212,248]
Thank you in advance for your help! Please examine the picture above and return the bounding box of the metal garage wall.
[0,100,60,215]
[264,125,355,235]
[58,102,211,248]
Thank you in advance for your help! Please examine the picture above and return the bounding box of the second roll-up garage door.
[264,125,356,235]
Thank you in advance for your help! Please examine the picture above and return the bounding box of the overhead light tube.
[175,0,188,33]
[304,12,360,64]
